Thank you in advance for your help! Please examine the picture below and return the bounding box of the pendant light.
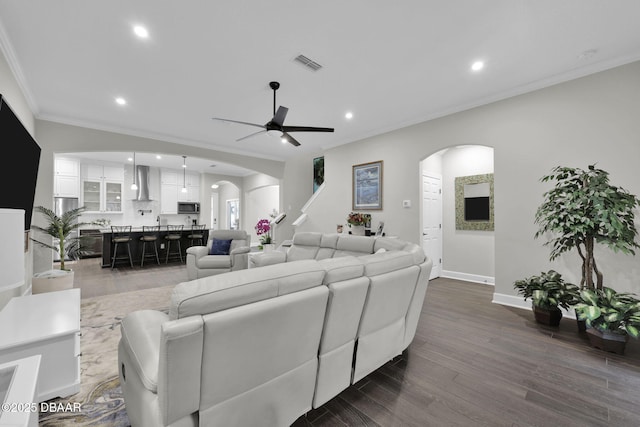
[131,152,138,191]
[181,155,187,193]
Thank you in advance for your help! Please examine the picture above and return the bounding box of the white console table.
[0,289,81,402]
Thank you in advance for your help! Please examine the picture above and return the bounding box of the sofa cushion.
[318,256,364,285]
[197,255,232,269]
[170,259,326,319]
[359,251,415,276]
[334,235,375,257]
[209,238,232,255]
[287,232,323,261]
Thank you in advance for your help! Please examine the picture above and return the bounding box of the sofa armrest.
[158,316,204,425]
[186,245,209,259]
[230,245,250,256]
[250,251,287,268]
[230,246,250,271]
[120,310,170,393]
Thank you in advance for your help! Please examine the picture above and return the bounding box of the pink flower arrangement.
[255,219,272,244]
[346,212,366,226]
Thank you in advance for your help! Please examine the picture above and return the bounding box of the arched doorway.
[421,145,495,284]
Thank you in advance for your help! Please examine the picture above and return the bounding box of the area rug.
[39,285,174,427]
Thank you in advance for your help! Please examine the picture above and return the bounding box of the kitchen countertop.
[100,225,203,233]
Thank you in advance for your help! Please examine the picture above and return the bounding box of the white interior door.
[422,173,442,279]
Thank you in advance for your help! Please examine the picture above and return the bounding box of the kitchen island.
[100,226,209,268]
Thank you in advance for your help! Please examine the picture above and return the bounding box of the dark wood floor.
[67,256,189,299]
[69,260,640,426]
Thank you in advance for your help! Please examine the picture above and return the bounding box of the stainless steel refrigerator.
[54,197,78,217]
[53,197,79,261]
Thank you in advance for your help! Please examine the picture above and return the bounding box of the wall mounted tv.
[0,94,41,230]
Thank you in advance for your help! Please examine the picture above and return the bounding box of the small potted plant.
[574,287,640,354]
[30,205,93,293]
[513,270,579,326]
[255,218,273,251]
[346,212,367,236]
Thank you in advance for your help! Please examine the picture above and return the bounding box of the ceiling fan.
[212,81,334,147]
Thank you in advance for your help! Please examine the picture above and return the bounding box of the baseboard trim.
[441,270,494,285]
[492,292,577,319]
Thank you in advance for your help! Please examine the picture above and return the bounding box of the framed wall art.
[352,160,383,210]
[454,173,494,231]
[313,156,324,193]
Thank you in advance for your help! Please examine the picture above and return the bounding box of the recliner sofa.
[118,233,432,426]
[185,229,250,280]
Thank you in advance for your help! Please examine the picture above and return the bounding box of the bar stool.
[186,224,206,247]
[139,225,160,267]
[111,225,133,269]
[164,225,184,263]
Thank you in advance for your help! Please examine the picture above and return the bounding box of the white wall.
[282,60,640,304]
[245,184,279,245]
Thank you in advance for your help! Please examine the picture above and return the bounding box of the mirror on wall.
[455,173,494,231]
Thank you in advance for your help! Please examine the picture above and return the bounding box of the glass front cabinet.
[81,164,124,213]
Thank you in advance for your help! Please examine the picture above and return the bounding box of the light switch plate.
[402,200,411,208]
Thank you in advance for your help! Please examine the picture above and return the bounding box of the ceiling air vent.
[294,54,323,71]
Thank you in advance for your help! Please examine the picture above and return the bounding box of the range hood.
[133,165,152,201]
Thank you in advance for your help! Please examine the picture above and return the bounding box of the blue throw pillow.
[209,238,232,255]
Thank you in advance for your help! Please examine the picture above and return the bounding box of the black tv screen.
[0,94,41,230]
[464,196,490,221]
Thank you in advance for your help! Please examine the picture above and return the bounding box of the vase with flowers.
[255,218,273,250]
[346,212,367,236]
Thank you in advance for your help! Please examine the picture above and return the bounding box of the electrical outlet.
[402,200,411,208]
[160,243,165,249]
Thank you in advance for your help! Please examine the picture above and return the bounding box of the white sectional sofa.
[118,233,432,427]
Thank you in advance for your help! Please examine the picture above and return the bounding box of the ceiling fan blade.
[237,130,267,142]
[211,117,266,130]
[271,106,289,127]
[281,125,334,133]
[282,132,301,147]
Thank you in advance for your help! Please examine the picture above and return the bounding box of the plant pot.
[532,305,562,327]
[585,328,629,355]
[263,244,275,252]
[349,225,365,236]
[575,309,587,334]
[32,269,74,294]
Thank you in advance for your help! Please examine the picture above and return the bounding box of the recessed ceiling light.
[156,155,162,159]
[133,25,149,39]
[127,157,133,162]
[211,184,219,189]
[345,111,353,120]
[115,97,126,105]
[471,61,484,72]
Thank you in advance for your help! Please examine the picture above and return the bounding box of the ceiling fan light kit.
[212,81,334,147]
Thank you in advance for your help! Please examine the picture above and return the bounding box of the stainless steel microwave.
[177,202,200,214]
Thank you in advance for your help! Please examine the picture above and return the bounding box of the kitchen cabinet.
[160,169,200,213]
[54,157,79,198]
[81,163,124,213]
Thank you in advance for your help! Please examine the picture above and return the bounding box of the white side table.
[0,289,81,402]
[0,355,41,427]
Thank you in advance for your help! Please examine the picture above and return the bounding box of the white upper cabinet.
[161,169,200,212]
[54,157,80,198]
[81,163,124,213]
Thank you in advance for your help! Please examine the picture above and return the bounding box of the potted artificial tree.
[574,287,640,354]
[535,165,639,290]
[534,165,640,332]
[31,205,91,294]
[513,270,579,326]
